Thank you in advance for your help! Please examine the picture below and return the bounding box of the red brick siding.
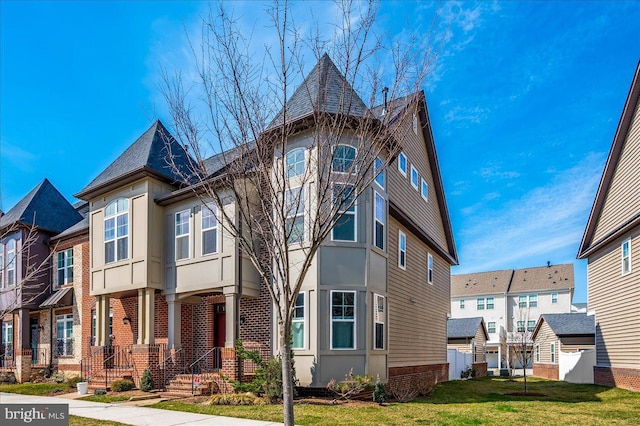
[594,366,640,392]
[472,362,488,377]
[533,363,559,380]
[387,363,448,393]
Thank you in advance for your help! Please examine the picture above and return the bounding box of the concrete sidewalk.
[0,392,283,426]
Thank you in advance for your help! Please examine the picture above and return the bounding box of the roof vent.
[382,87,389,115]
[547,260,551,267]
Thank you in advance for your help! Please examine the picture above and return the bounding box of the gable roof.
[447,317,488,340]
[0,179,82,234]
[75,120,195,200]
[267,53,368,129]
[509,264,574,293]
[534,313,594,338]
[451,269,513,297]
[578,61,640,258]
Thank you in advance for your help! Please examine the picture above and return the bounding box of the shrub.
[50,372,66,384]
[140,368,154,392]
[94,389,107,395]
[373,376,388,404]
[261,357,283,403]
[207,393,266,406]
[327,369,373,402]
[111,379,135,392]
[66,376,83,389]
[461,367,477,380]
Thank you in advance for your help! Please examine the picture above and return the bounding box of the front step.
[87,370,135,391]
[165,372,220,396]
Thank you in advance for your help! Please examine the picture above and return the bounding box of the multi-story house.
[578,62,640,392]
[451,264,574,370]
[71,54,457,392]
[0,179,82,381]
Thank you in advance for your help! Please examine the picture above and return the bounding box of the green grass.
[79,394,132,403]
[0,382,70,395]
[70,415,129,426]
[150,377,640,425]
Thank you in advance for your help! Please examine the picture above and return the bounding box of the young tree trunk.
[279,325,294,426]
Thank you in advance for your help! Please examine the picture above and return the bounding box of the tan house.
[578,62,640,392]
[447,317,488,365]
[532,313,595,380]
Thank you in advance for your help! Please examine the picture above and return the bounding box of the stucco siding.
[388,217,449,367]
[588,226,640,369]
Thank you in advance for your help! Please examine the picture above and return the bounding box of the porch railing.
[188,347,221,394]
[156,347,187,391]
[55,338,74,357]
[100,344,133,390]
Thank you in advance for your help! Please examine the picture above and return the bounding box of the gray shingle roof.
[447,317,485,339]
[77,120,194,198]
[0,179,82,234]
[540,313,594,336]
[267,53,368,129]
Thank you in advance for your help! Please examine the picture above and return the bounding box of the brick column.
[220,347,239,380]
[131,344,161,388]
[15,348,33,383]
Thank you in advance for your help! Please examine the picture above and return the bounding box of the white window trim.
[104,199,129,264]
[486,297,494,310]
[201,204,219,256]
[330,290,356,350]
[374,156,385,189]
[518,295,527,308]
[622,238,632,275]
[373,293,385,350]
[410,165,419,190]
[427,253,433,284]
[551,292,558,304]
[57,249,73,286]
[550,342,556,363]
[331,183,357,242]
[175,209,191,260]
[460,299,465,309]
[421,178,428,201]
[331,144,357,174]
[285,185,306,244]
[529,294,538,308]
[292,291,306,350]
[6,239,16,286]
[398,230,407,270]
[398,152,407,177]
[286,148,306,178]
[56,313,74,357]
[535,344,540,362]
[373,191,385,250]
[488,322,496,334]
[477,297,485,310]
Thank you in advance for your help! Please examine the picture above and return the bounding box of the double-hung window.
[398,231,407,270]
[551,292,558,304]
[518,295,527,308]
[427,253,433,284]
[477,298,485,310]
[332,184,356,242]
[421,178,428,201]
[56,314,73,357]
[374,294,385,350]
[104,199,129,263]
[488,322,496,334]
[410,165,419,190]
[517,321,525,333]
[57,249,74,285]
[622,239,631,275]
[286,148,305,178]
[459,299,465,309]
[292,293,305,349]
[331,291,356,349]
[175,210,190,260]
[398,152,407,176]
[285,186,305,243]
[202,205,218,255]
[374,157,385,189]
[486,297,494,310]
[550,343,556,363]
[373,191,385,250]
[1,321,12,357]
[332,145,356,173]
[6,239,15,286]
[527,320,536,332]
[535,344,540,362]
[529,294,538,308]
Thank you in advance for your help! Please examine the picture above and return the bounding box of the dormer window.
[286,148,306,178]
[332,145,356,173]
[104,199,129,263]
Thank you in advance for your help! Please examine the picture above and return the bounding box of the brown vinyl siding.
[388,217,449,367]
[535,321,558,363]
[593,100,640,243]
[588,227,640,369]
[388,115,447,250]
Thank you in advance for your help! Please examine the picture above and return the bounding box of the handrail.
[156,347,185,391]
[190,347,221,395]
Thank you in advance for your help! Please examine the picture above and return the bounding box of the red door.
[213,304,226,369]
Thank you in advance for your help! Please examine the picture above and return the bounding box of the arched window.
[286,148,306,178]
[6,239,15,286]
[331,145,356,173]
[104,199,129,263]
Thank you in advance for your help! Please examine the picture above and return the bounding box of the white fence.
[559,349,595,384]
[447,349,473,380]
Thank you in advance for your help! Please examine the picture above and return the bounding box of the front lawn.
[79,394,132,403]
[150,377,640,425]
[69,416,128,426]
[0,382,71,395]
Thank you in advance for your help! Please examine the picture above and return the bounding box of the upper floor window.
[421,178,428,201]
[104,199,129,263]
[486,297,494,310]
[459,299,465,309]
[374,157,385,189]
[374,294,385,350]
[427,253,433,284]
[488,322,496,334]
[529,294,538,308]
[57,249,74,285]
[373,191,385,250]
[398,231,406,270]
[518,295,527,308]
[527,320,536,332]
[477,298,485,310]
[332,145,356,173]
[410,165,419,190]
[6,239,16,286]
[516,320,525,333]
[332,184,356,242]
[285,186,305,243]
[331,290,356,349]
[551,292,558,304]
[286,148,305,178]
[292,292,305,349]
[175,210,190,260]
[0,243,4,288]
[398,152,407,177]
[202,205,218,255]
[622,239,631,275]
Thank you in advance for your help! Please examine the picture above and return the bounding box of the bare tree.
[160,1,445,423]
[508,309,537,394]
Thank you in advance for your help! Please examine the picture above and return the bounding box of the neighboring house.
[451,263,574,370]
[0,179,82,382]
[70,54,457,392]
[571,303,588,313]
[577,62,640,392]
[532,313,595,381]
[447,317,488,364]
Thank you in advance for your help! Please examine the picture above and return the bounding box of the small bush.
[50,372,66,384]
[262,357,283,403]
[111,379,135,392]
[373,376,388,404]
[327,369,373,402]
[207,393,266,406]
[461,367,477,380]
[66,376,83,389]
[140,368,154,392]
[94,389,107,395]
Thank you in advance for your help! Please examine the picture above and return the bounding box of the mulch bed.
[505,392,547,397]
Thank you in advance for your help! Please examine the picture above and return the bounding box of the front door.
[213,304,226,369]
[30,319,39,363]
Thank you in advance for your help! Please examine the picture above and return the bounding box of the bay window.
[374,191,385,250]
[202,205,218,255]
[285,186,305,243]
[331,291,356,349]
[175,209,190,260]
[292,292,305,349]
[374,294,385,350]
[332,184,356,242]
[104,199,129,263]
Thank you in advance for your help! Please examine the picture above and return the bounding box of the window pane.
[105,241,115,263]
[332,145,356,173]
[286,216,304,243]
[343,292,354,306]
[292,322,304,348]
[399,153,407,174]
[287,149,305,178]
[375,222,384,249]
[104,218,115,240]
[202,206,217,229]
[375,323,384,349]
[374,157,385,188]
[176,236,189,260]
[117,213,128,237]
[332,322,354,348]
[58,270,65,286]
[58,252,65,269]
[374,193,385,223]
[203,229,217,254]
[117,237,128,261]
[333,214,355,241]
[334,185,355,213]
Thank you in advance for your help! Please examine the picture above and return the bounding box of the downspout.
[48,307,53,371]
[236,213,242,380]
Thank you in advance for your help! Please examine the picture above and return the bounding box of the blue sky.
[1,1,639,303]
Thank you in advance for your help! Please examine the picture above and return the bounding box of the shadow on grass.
[421,376,611,404]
